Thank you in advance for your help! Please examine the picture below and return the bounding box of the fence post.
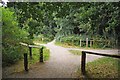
[90,40,92,47]
[80,39,82,47]
[93,39,94,47]
[81,51,86,75]
[29,47,32,59]
[86,38,88,47]
[116,40,117,48]
[40,47,43,62]
[24,53,28,71]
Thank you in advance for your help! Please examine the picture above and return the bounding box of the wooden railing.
[20,42,44,71]
[81,51,120,75]
[79,38,117,47]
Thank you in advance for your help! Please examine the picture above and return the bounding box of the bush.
[33,34,53,44]
[56,35,87,47]
[59,35,80,46]
[2,7,29,67]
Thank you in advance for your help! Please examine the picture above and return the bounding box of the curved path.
[4,40,118,78]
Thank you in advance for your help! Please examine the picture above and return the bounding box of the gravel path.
[3,40,118,78]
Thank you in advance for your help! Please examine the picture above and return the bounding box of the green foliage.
[92,35,117,48]
[58,35,80,46]
[33,34,53,44]
[33,35,45,43]
[6,2,119,48]
[2,7,29,66]
[43,47,50,61]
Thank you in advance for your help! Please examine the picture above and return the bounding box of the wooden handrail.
[20,42,41,48]
[20,42,28,47]
[83,51,120,58]
[81,50,120,75]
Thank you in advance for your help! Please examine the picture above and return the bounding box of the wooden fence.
[20,42,44,71]
[79,38,117,47]
[81,51,120,75]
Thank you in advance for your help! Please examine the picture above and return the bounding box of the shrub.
[57,35,79,46]
[2,7,29,67]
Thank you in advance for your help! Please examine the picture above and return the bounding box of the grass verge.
[78,57,120,78]
[29,46,50,65]
[69,50,82,55]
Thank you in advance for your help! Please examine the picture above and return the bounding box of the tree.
[7,2,119,45]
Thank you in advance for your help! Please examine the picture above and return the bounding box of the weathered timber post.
[40,47,44,62]
[115,40,118,48]
[24,53,28,71]
[86,38,88,47]
[90,40,92,47]
[116,40,117,45]
[93,39,94,47]
[81,51,86,75]
[80,39,82,47]
[29,47,32,59]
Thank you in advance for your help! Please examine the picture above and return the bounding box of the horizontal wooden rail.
[20,42,41,48]
[20,42,42,59]
[20,42,28,46]
[83,51,120,58]
[81,51,120,75]
[79,40,111,42]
